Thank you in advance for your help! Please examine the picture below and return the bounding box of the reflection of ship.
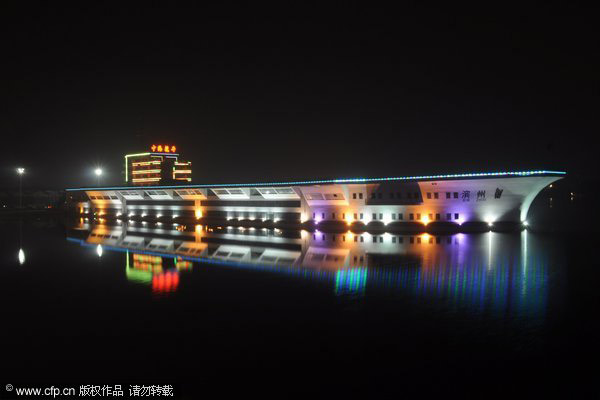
[67,221,552,318]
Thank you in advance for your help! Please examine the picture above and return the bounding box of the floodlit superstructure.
[125,145,191,186]
[66,170,565,229]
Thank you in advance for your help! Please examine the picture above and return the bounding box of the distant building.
[125,145,191,186]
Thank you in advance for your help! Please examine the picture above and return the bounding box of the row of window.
[351,192,423,200]
[312,233,455,245]
[426,192,460,199]
[313,212,461,221]
[349,192,465,201]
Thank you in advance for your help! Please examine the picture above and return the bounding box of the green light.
[124,152,150,183]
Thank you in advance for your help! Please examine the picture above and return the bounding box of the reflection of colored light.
[152,270,180,293]
[335,268,368,295]
[176,260,193,270]
[421,233,431,243]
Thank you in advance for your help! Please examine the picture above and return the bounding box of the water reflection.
[66,221,550,317]
[18,248,25,265]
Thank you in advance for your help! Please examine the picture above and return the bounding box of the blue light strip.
[66,169,566,191]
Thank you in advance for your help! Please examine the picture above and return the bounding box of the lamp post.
[95,168,103,186]
[16,167,25,208]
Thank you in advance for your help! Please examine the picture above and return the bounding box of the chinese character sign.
[151,145,177,153]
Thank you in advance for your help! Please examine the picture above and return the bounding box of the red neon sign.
[151,145,177,153]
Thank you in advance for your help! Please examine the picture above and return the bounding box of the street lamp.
[95,168,103,186]
[16,167,25,208]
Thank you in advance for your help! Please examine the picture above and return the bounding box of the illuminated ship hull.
[66,170,565,230]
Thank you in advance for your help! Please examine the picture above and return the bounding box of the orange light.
[195,209,202,219]
[422,215,430,225]
[171,146,176,152]
[151,145,157,152]
[157,145,163,152]
[165,146,170,153]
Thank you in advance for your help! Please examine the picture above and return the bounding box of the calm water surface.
[1,216,598,396]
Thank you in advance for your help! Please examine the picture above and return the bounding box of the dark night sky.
[1,4,597,188]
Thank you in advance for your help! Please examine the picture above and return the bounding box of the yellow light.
[132,177,161,182]
[132,169,161,174]
[421,233,431,242]
[422,215,430,225]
